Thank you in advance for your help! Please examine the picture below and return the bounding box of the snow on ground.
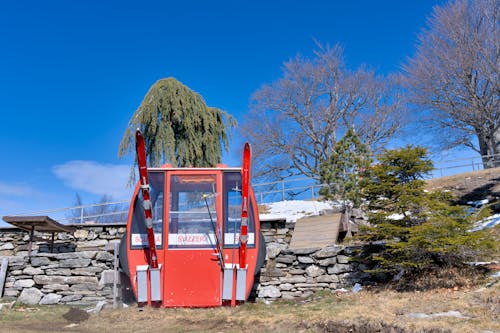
[258,197,500,229]
[259,200,340,222]
[387,213,405,220]
[466,196,500,231]
[470,213,500,232]
[467,199,489,208]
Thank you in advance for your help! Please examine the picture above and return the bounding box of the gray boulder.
[266,244,282,259]
[13,279,35,288]
[96,251,114,262]
[297,256,315,264]
[290,247,320,255]
[280,276,306,284]
[22,267,44,275]
[59,258,91,268]
[337,255,350,264]
[0,243,14,250]
[305,265,325,277]
[316,275,340,283]
[318,257,337,266]
[258,285,281,298]
[314,246,342,259]
[276,254,296,264]
[39,293,62,305]
[327,264,353,274]
[18,288,43,305]
[30,257,51,267]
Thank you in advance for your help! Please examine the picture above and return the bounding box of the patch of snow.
[469,214,500,232]
[466,261,498,266]
[260,200,341,222]
[333,288,349,295]
[408,310,468,319]
[387,213,405,220]
[64,324,79,328]
[467,199,489,208]
[408,313,429,319]
[491,271,500,279]
[86,300,106,313]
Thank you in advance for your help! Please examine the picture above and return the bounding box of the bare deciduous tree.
[404,0,499,168]
[242,44,404,180]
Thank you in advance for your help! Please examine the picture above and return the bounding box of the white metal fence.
[2,153,498,225]
[430,153,498,178]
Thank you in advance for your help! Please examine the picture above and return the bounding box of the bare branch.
[243,44,405,180]
[404,0,499,167]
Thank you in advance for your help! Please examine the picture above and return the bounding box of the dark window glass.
[130,172,164,249]
[223,172,255,248]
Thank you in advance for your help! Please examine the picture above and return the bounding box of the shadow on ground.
[457,177,500,205]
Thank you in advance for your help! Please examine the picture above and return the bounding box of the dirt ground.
[425,167,500,204]
[1,168,498,333]
[1,282,499,333]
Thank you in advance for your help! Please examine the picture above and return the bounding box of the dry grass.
[426,167,500,203]
[426,167,500,189]
[1,170,498,332]
[1,282,498,333]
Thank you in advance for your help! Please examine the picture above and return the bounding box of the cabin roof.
[2,216,75,233]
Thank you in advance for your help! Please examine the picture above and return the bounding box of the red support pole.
[239,143,251,269]
[136,129,159,269]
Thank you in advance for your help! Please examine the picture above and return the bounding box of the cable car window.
[130,171,164,249]
[168,174,218,248]
[223,172,255,248]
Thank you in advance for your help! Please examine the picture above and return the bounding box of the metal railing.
[430,153,500,178]
[2,153,498,225]
[252,177,320,204]
[3,201,130,226]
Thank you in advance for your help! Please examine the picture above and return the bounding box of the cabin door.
[162,172,223,307]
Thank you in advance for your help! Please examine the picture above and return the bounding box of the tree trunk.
[495,127,500,168]
[478,129,500,169]
[343,202,353,238]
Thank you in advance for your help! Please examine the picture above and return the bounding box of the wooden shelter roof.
[2,216,75,233]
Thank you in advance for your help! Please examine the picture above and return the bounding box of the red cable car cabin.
[120,166,265,307]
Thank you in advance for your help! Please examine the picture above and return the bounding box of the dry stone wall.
[0,226,124,306]
[1,219,371,306]
[257,219,370,302]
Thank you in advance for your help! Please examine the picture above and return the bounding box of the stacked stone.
[260,220,294,246]
[1,226,125,306]
[0,218,374,306]
[350,208,369,233]
[257,245,369,301]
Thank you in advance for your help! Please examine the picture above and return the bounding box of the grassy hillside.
[426,167,500,204]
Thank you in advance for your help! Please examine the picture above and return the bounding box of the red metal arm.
[136,129,159,269]
[239,143,251,268]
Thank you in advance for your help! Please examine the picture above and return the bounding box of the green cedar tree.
[119,78,236,179]
[361,146,495,275]
[319,128,371,206]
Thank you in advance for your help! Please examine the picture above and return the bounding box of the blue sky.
[0,0,448,219]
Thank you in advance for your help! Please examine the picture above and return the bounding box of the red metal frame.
[239,142,251,269]
[124,142,261,307]
[135,130,159,269]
